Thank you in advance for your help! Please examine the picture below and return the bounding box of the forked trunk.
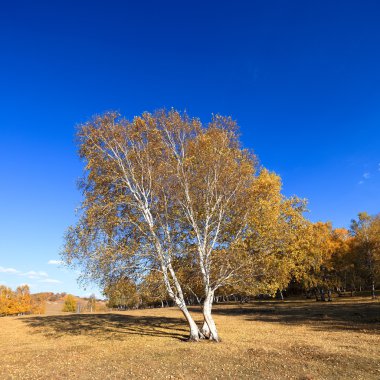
[202,289,220,342]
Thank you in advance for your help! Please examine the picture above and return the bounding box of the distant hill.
[42,293,107,315]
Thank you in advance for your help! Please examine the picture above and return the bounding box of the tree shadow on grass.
[21,313,190,341]
[210,301,380,334]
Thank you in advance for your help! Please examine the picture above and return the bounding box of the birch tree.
[62,109,257,341]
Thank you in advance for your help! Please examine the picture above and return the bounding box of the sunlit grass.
[0,297,379,379]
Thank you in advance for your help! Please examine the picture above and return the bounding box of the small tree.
[62,294,77,312]
[0,285,14,316]
[15,285,31,314]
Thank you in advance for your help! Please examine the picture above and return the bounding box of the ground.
[0,297,379,379]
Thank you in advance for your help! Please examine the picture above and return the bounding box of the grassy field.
[0,297,379,379]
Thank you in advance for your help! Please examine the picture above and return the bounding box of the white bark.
[161,263,203,340]
[181,305,204,341]
[202,289,220,342]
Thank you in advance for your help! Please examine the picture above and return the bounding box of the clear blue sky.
[0,1,379,296]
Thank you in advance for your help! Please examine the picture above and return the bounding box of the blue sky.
[0,1,379,296]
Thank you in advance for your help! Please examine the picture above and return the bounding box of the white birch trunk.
[202,289,220,342]
[161,264,203,341]
[179,303,203,341]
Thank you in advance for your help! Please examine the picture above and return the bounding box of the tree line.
[62,109,379,342]
[104,212,379,307]
[0,285,46,316]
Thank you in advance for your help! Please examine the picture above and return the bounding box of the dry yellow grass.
[0,297,379,379]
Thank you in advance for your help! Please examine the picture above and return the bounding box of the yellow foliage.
[62,294,77,312]
[0,285,37,315]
